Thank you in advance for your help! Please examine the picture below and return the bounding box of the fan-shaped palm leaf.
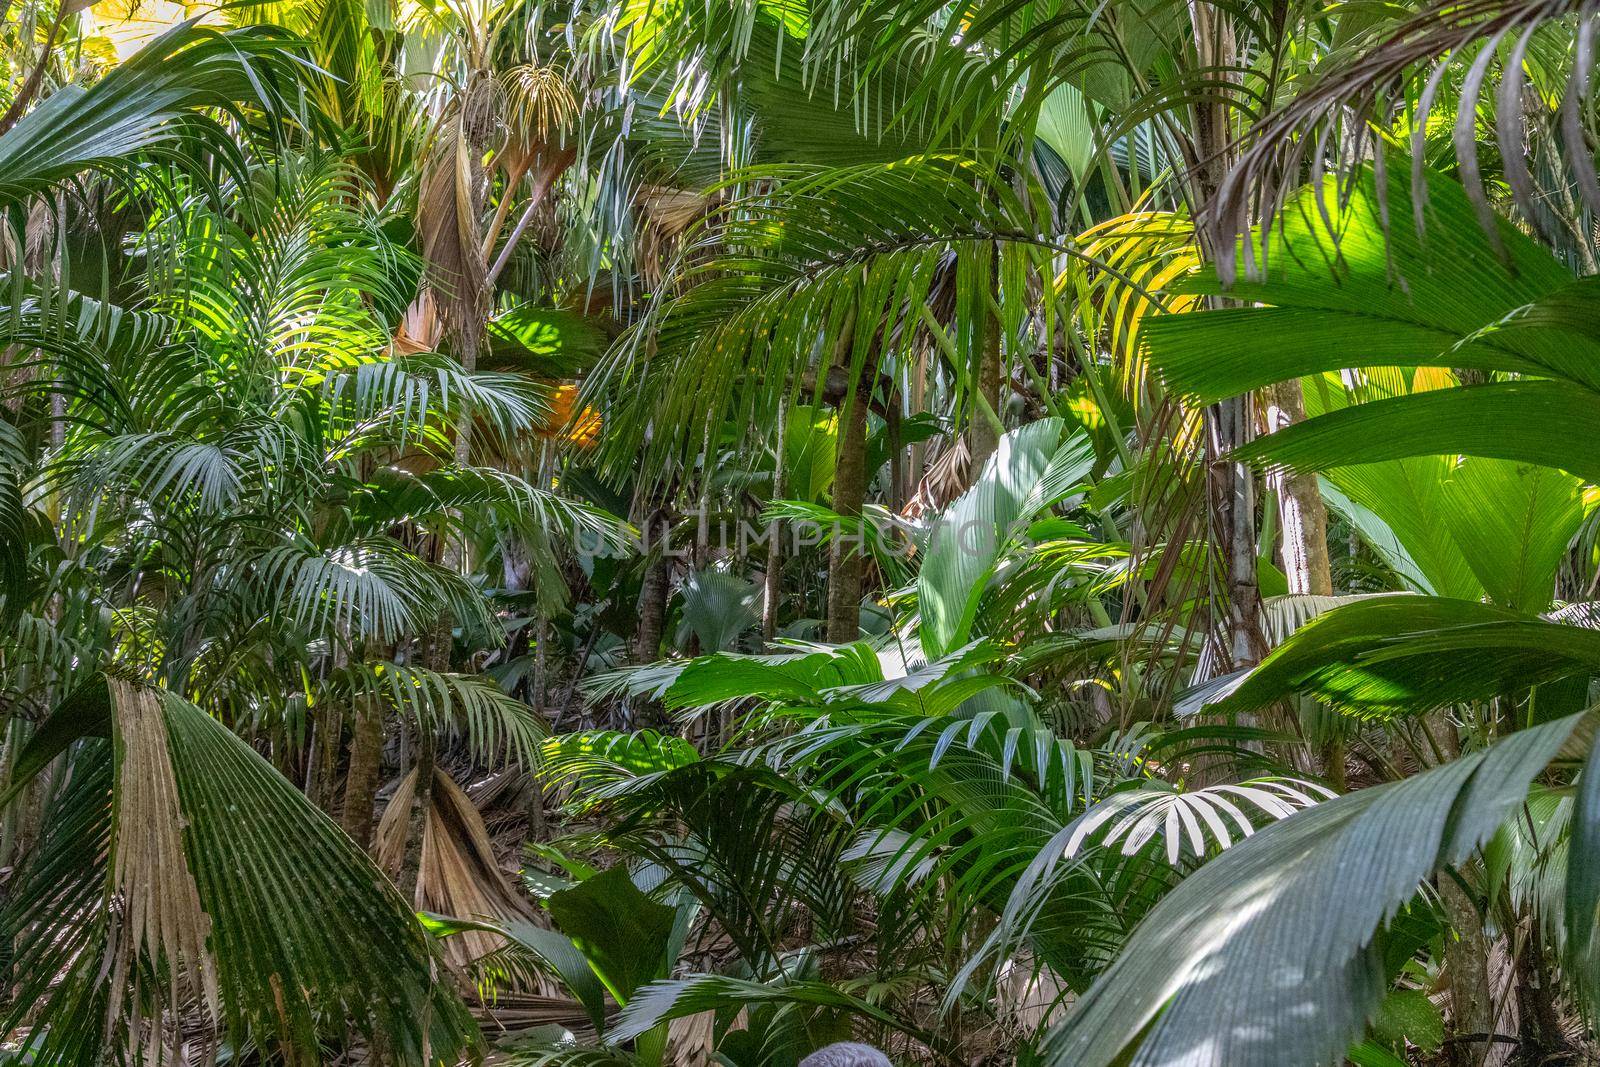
[2,676,477,1063]
[1039,711,1591,1067]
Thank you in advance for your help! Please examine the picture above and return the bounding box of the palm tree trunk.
[636,507,668,660]
[826,385,869,642]
[1208,396,1268,667]
[968,308,1003,479]
[1515,933,1571,1059]
[763,396,788,643]
[341,697,384,851]
[908,347,928,497]
[1187,0,1266,671]
[1441,875,1496,1067]
[1263,379,1342,787]
[399,616,449,899]
[1263,380,1333,597]
[309,702,344,816]
[397,732,435,905]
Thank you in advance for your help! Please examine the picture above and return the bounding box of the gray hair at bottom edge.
[797,1042,893,1067]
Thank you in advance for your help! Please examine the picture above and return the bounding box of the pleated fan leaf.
[154,683,479,1061]
[1,678,479,1062]
[1041,713,1592,1067]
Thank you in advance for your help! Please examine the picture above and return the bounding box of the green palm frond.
[0,418,29,612]
[321,352,550,453]
[596,762,860,975]
[1,676,479,1063]
[1059,777,1332,865]
[1195,595,1600,717]
[582,153,1058,483]
[144,154,408,382]
[1213,0,1599,269]
[1146,164,1600,482]
[608,973,931,1048]
[538,729,700,806]
[0,22,320,207]
[331,661,546,768]
[1039,712,1592,1067]
[919,419,1097,658]
[253,535,496,643]
[352,465,630,552]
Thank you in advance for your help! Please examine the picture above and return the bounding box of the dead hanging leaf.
[394,287,442,354]
[104,678,221,1038]
[904,437,970,519]
[417,121,489,361]
[376,765,534,970]
[636,186,714,288]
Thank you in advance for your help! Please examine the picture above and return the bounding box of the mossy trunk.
[1441,875,1496,1067]
[968,310,1002,480]
[826,388,869,643]
[340,698,384,852]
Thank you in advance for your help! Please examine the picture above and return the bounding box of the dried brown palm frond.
[665,1009,718,1065]
[470,990,598,1041]
[1212,0,1596,281]
[105,678,221,1040]
[418,119,491,363]
[6,678,478,1062]
[376,764,536,970]
[902,436,969,519]
[635,184,716,288]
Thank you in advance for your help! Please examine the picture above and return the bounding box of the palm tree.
[0,20,612,1059]
[11,0,1600,1063]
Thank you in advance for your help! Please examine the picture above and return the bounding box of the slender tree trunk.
[1263,379,1341,786]
[341,697,384,851]
[1187,0,1265,672]
[826,385,870,643]
[1441,875,1496,1067]
[486,147,575,286]
[908,348,928,498]
[307,633,349,813]
[1208,396,1267,668]
[1263,380,1333,597]
[399,617,450,900]
[309,702,345,816]
[501,532,550,842]
[397,733,435,905]
[636,507,668,661]
[481,160,531,261]
[1514,932,1571,1059]
[693,427,714,587]
[526,610,550,841]
[887,401,904,514]
[763,396,788,643]
[968,308,1003,479]
[532,616,550,712]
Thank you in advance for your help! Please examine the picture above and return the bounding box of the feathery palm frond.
[1212,0,1599,273]
[254,535,496,643]
[332,661,547,768]
[582,154,1069,483]
[0,21,318,207]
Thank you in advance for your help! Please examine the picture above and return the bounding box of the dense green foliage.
[5,0,1600,1064]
